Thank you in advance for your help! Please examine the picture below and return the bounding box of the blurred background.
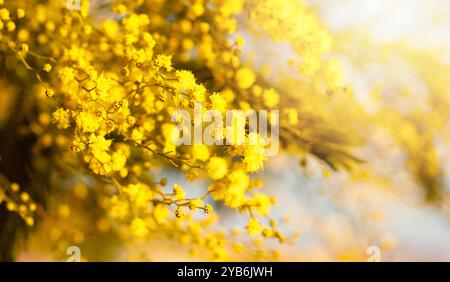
[206,0,450,261]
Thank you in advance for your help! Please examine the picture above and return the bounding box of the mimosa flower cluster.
[0,0,366,260]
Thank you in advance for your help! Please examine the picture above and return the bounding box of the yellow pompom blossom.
[247,193,274,216]
[242,133,267,173]
[43,63,52,72]
[246,217,263,237]
[205,157,228,180]
[154,54,173,71]
[58,67,75,83]
[52,108,71,129]
[192,144,210,162]
[262,88,279,108]
[173,184,186,200]
[153,204,170,224]
[235,67,256,89]
[16,8,25,19]
[204,204,213,214]
[131,217,149,237]
[6,21,16,32]
[209,92,227,112]
[223,169,249,207]
[0,8,9,20]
